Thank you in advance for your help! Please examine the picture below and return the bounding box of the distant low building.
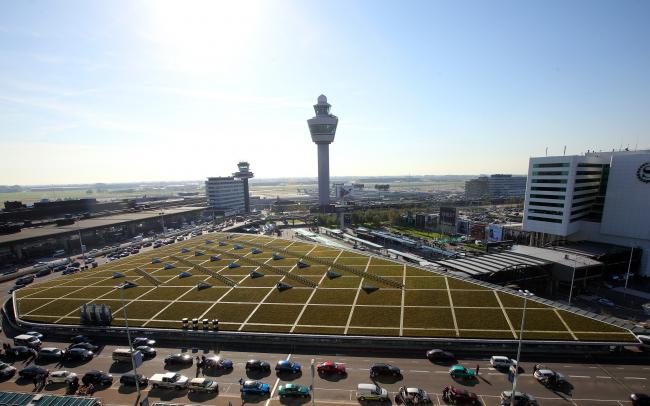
[465,176,489,199]
[465,175,526,200]
[205,177,245,215]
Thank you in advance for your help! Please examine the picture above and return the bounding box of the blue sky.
[1,0,648,184]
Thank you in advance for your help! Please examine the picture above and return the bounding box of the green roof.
[0,392,99,406]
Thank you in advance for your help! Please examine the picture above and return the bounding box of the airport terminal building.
[523,150,650,276]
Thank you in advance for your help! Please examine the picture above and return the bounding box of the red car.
[316,361,346,375]
[442,386,479,405]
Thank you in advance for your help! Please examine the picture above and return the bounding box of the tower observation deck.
[233,161,254,213]
[307,95,339,207]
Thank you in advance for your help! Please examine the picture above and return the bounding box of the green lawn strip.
[522,331,576,341]
[221,288,270,303]
[458,330,514,339]
[557,310,629,333]
[347,327,401,336]
[496,292,550,309]
[247,304,303,324]
[404,290,450,306]
[15,288,41,298]
[336,252,366,258]
[238,276,283,288]
[293,326,346,335]
[446,278,489,290]
[356,290,402,306]
[153,301,213,321]
[102,287,155,300]
[451,290,500,307]
[310,289,357,305]
[145,320,182,329]
[370,258,398,266]
[290,265,329,276]
[405,266,437,277]
[268,258,301,267]
[24,287,81,299]
[163,276,211,287]
[21,315,61,323]
[367,266,404,276]
[91,278,141,287]
[180,287,230,302]
[403,307,454,329]
[16,298,52,315]
[505,309,569,332]
[404,277,447,289]
[203,303,258,323]
[454,308,511,330]
[111,318,147,327]
[573,332,638,342]
[70,287,114,299]
[137,287,192,300]
[297,305,351,326]
[264,288,314,304]
[402,329,458,338]
[220,268,255,276]
[241,324,293,333]
[88,299,122,308]
[350,306,401,328]
[335,257,371,266]
[319,276,362,288]
[117,300,169,319]
[34,299,89,317]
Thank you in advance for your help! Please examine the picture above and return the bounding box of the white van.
[356,383,389,401]
[490,356,516,369]
[112,348,141,363]
[14,334,41,349]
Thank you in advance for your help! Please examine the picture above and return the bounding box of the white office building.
[523,150,650,276]
[205,177,245,215]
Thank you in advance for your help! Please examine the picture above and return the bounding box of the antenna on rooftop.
[563,146,566,156]
[545,147,548,157]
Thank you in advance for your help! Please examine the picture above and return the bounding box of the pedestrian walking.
[476,364,480,375]
[33,377,38,390]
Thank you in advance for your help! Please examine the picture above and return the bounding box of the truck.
[149,372,189,390]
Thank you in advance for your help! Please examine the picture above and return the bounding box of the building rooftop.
[510,245,602,268]
[0,206,205,245]
[0,391,99,406]
[436,251,550,277]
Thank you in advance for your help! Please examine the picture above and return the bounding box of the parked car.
[490,356,517,369]
[165,353,193,366]
[278,383,310,398]
[356,383,389,401]
[150,372,189,389]
[240,379,270,395]
[203,356,233,370]
[598,298,615,307]
[71,335,92,344]
[245,359,271,372]
[82,370,113,386]
[534,369,567,387]
[317,361,346,375]
[133,337,156,347]
[70,342,99,352]
[35,268,52,277]
[19,365,49,379]
[395,387,431,404]
[136,346,156,359]
[369,363,401,378]
[10,346,35,360]
[120,373,148,387]
[16,275,35,285]
[449,365,476,380]
[25,331,44,340]
[0,362,16,378]
[188,377,219,393]
[442,386,479,405]
[500,391,538,406]
[9,284,24,293]
[47,370,77,385]
[630,393,650,406]
[65,348,94,361]
[38,347,63,360]
[275,360,301,374]
[426,349,455,363]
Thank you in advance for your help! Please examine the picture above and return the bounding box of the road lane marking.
[624,377,646,380]
[568,375,589,378]
[264,353,290,406]
[596,376,612,379]
[409,370,429,373]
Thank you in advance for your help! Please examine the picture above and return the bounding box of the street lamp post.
[116,282,141,403]
[510,289,533,403]
[76,218,86,270]
[159,211,166,235]
[623,247,634,303]
[568,257,577,305]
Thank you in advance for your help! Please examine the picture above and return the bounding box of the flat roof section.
[0,206,205,245]
[436,251,551,276]
[0,391,99,406]
[511,245,602,268]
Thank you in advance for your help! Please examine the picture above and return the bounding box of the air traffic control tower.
[233,161,254,213]
[307,95,339,208]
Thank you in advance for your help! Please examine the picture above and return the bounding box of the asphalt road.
[0,237,648,406]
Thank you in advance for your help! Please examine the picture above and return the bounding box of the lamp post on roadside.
[116,282,141,403]
[623,247,634,303]
[159,211,166,235]
[510,289,533,402]
[76,217,86,270]
[568,257,577,305]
